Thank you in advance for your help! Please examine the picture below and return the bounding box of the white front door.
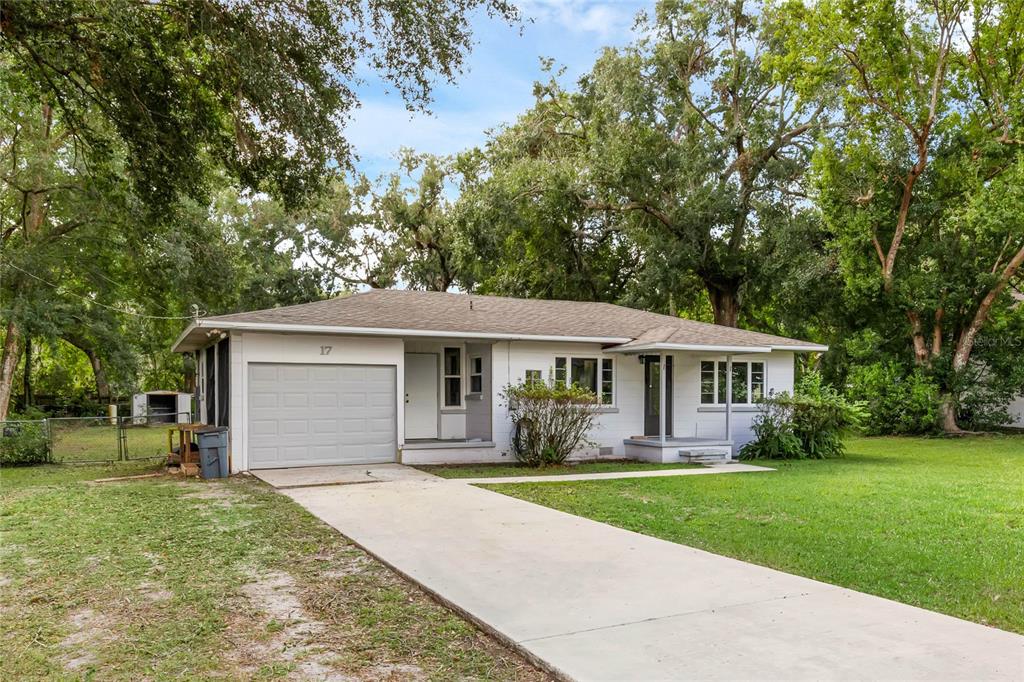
[404,353,438,439]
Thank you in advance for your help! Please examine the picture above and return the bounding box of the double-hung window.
[443,347,462,407]
[553,356,614,405]
[700,360,765,404]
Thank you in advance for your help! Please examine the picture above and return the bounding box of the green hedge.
[1,421,51,466]
[741,373,865,460]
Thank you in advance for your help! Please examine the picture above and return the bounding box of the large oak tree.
[0,0,517,419]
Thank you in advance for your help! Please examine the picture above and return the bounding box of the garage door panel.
[311,392,338,408]
[311,419,338,434]
[279,365,309,381]
[250,365,278,381]
[248,363,396,468]
[251,420,278,436]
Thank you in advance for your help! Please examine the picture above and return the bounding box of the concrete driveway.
[282,475,1024,681]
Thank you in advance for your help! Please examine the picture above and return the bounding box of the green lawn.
[417,460,700,479]
[487,436,1024,634]
[0,463,546,680]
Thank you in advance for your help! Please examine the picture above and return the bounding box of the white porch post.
[659,352,667,444]
[725,354,733,441]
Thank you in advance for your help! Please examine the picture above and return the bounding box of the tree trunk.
[0,319,21,421]
[706,282,740,327]
[64,334,111,403]
[938,393,961,434]
[88,350,111,403]
[22,336,32,408]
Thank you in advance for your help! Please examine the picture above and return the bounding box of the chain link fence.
[2,411,193,465]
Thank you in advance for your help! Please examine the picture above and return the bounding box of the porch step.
[678,447,733,465]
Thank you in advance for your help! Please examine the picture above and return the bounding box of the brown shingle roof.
[190,289,821,351]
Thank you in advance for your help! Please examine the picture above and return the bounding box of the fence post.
[45,419,54,462]
[117,416,125,461]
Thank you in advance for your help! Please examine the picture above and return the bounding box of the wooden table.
[167,423,207,466]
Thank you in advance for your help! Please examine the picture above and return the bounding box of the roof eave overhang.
[171,318,634,353]
[604,343,773,354]
[604,342,830,354]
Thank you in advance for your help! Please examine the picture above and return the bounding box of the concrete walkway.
[251,463,437,489]
[284,478,1024,681]
[455,462,772,484]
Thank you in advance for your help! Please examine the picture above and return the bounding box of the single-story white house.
[1008,395,1024,427]
[172,289,827,472]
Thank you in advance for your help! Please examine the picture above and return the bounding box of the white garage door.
[247,363,396,469]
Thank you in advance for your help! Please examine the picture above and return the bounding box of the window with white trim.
[700,361,765,404]
[553,356,614,404]
[524,369,543,385]
[443,347,462,407]
[469,356,484,394]
[554,357,567,387]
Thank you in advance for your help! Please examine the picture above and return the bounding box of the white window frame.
[442,346,463,408]
[700,359,765,405]
[553,355,614,406]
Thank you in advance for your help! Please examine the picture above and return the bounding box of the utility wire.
[2,261,203,320]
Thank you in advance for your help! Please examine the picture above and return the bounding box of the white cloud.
[516,0,644,42]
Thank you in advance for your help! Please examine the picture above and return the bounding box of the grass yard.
[0,463,547,680]
[417,461,700,479]
[487,436,1024,634]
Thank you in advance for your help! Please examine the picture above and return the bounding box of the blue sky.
[346,0,653,180]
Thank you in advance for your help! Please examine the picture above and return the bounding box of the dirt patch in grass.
[1,462,550,680]
[60,608,108,671]
[230,570,343,680]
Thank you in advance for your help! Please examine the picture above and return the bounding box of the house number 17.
[320,345,333,356]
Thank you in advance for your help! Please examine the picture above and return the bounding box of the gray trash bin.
[197,427,229,479]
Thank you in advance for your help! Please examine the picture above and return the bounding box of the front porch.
[623,436,735,464]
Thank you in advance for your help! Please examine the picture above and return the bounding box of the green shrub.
[0,421,51,466]
[846,362,939,435]
[503,381,598,467]
[741,372,865,460]
[739,398,803,459]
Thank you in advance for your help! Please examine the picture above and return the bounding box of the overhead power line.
[2,261,203,321]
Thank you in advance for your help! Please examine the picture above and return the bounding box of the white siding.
[488,340,646,460]
[676,351,795,447]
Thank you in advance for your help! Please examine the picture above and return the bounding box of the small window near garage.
[601,358,614,405]
[443,347,462,407]
[525,369,543,385]
[470,356,484,393]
